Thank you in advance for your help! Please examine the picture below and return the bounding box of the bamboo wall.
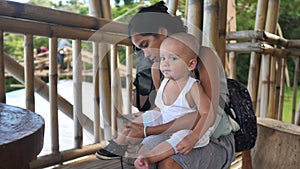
[0,0,300,169]
[0,1,131,168]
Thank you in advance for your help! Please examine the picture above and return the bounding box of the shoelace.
[120,156,124,169]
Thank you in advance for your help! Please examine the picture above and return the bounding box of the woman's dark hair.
[128,1,186,37]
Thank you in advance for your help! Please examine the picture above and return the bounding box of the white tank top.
[155,77,197,123]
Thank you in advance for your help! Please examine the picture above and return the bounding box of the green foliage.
[282,86,300,123]
[4,33,24,60]
[234,0,300,86]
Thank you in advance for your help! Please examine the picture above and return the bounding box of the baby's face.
[159,38,193,80]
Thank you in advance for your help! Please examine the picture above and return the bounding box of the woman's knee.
[158,158,182,169]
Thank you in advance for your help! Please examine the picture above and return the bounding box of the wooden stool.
[0,103,45,169]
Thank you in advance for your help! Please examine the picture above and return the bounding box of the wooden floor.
[52,155,135,169]
[51,153,242,169]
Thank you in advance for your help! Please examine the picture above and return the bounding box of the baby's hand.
[134,156,149,169]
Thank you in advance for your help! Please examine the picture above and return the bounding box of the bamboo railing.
[0,1,133,168]
[226,29,300,124]
[1,1,300,169]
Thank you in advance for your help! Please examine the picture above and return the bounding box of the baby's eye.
[170,56,178,61]
[160,57,165,61]
[140,42,149,49]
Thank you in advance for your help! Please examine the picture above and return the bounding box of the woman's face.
[131,34,166,61]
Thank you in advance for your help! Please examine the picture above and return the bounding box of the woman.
[97,2,235,168]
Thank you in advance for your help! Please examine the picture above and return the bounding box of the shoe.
[95,140,128,160]
[95,148,122,160]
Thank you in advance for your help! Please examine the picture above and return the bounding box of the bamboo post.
[111,45,123,137]
[102,0,115,139]
[247,0,268,112]
[227,0,237,78]
[218,0,227,67]
[186,0,203,39]
[292,57,299,124]
[24,34,35,112]
[126,46,133,115]
[284,64,291,87]
[297,101,300,125]
[49,37,59,153]
[260,0,280,118]
[73,40,83,148]
[278,55,287,121]
[0,30,5,103]
[202,0,219,50]
[267,54,277,118]
[274,56,282,117]
[89,0,102,143]
[92,42,101,143]
[89,0,114,139]
[167,0,179,16]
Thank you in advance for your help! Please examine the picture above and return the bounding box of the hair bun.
[139,1,168,14]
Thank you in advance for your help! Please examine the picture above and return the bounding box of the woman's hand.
[176,132,199,155]
[126,122,144,139]
[132,111,144,118]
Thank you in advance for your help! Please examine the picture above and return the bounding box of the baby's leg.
[135,143,175,169]
[142,141,175,164]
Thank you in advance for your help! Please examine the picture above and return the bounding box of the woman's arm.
[198,46,220,115]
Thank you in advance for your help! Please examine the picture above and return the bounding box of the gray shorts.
[143,133,235,169]
[142,110,196,153]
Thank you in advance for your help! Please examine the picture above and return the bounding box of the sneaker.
[95,140,128,160]
[95,149,122,160]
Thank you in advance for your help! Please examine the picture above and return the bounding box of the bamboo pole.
[292,57,299,124]
[89,1,102,143]
[0,16,131,46]
[30,142,105,169]
[274,57,282,118]
[261,0,280,118]
[49,37,59,153]
[0,1,127,34]
[247,0,268,112]
[0,30,5,103]
[278,55,286,121]
[288,40,300,48]
[111,45,123,137]
[92,42,101,143]
[297,101,300,125]
[217,0,227,67]
[267,54,277,119]
[202,0,219,49]
[24,34,35,111]
[103,0,119,139]
[228,51,237,79]
[168,0,179,16]
[3,52,95,134]
[226,42,287,56]
[186,0,203,39]
[227,0,237,78]
[126,47,133,115]
[73,40,83,148]
[89,0,113,139]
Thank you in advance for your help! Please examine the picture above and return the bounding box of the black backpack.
[224,78,257,152]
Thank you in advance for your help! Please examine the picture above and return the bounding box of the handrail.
[0,1,128,34]
[0,2,133,168]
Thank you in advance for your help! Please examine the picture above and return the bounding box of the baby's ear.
[188,59,197,71]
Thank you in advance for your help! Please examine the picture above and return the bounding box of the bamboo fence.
[1,1,300,169]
